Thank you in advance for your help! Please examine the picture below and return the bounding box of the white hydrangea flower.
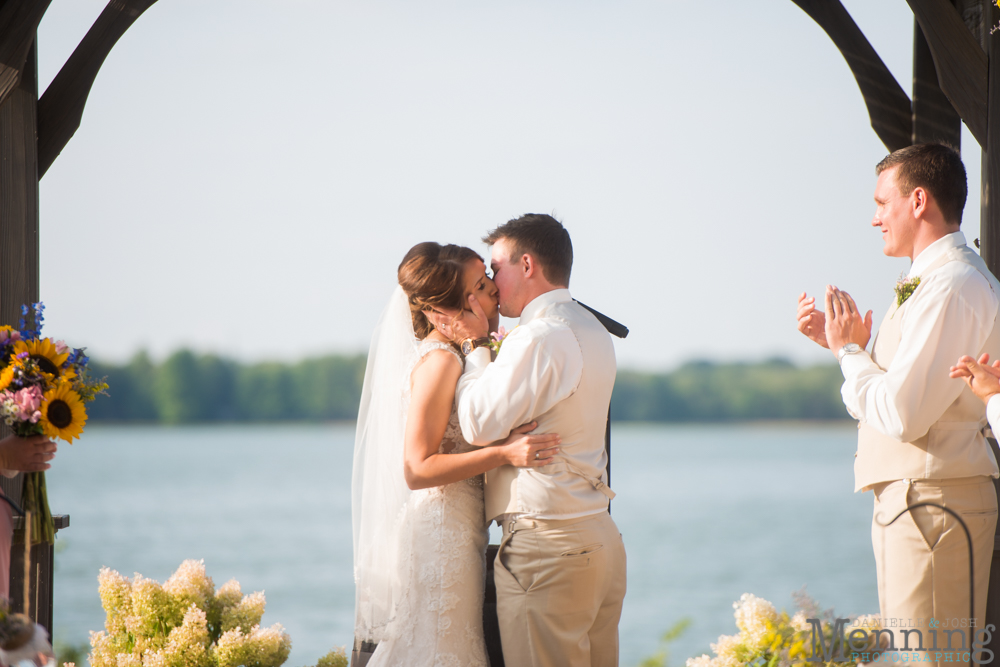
[162,605,211,667]
[98,568,133,636]
[686,654,716,667]
[733,593,777,649]
[221,592,266,634]
[247,624,291,667]
[214,580,242,611]
[791,610,813,633]
[164,560,215,612]
[117,652,142,667]
[88,631,116,667]
[214,628,250,667]
[710,633,743,667]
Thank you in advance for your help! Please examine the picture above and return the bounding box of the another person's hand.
[500,421,560,467]
[824,285,873,355]
[797,292,829,349]
[0,434,57,473]
[426,294,491,343]
[949,353,1000,404]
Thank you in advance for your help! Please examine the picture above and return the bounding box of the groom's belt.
[502,511,606,536]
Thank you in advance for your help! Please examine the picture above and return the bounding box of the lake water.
[45,422,877,667]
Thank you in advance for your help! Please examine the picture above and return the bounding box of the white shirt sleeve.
[455,322,584,445]
[987,394,1000,436]
[840,269,997,442]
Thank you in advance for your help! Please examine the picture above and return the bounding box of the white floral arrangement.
[88,559,291,667]
[684,592,878,667]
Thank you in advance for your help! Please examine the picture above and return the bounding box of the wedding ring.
[534,452,539,460]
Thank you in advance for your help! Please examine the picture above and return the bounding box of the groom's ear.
[521,253,536,278]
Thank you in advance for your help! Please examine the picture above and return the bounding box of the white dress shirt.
[457,289,585,446]
[455,288,617,522]
[988,394,1000,436]
[841,232,999,441]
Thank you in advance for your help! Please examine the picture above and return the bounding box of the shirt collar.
[519,288,572,324]
[909,231,966,278]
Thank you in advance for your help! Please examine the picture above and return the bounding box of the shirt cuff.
[988,394,1000,435]
[465,346,491,373]
[838,349,876,380]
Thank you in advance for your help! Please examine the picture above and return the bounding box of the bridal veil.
[351,285,419,643]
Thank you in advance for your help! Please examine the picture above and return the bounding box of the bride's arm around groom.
[434,213,626,667]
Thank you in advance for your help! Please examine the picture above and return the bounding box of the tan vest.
[484,299,617,522]
[855,245,1000,491]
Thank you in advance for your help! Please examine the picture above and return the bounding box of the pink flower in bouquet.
[54,340,68,355]
[12,386,42,421]
[0,329,19,344]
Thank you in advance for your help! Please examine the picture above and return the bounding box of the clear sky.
[33,0,982,370]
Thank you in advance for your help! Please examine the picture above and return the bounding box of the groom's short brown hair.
[876,143,967,225]
[483,214,573,287]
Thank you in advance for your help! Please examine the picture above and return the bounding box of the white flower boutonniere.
[894,274,921,307]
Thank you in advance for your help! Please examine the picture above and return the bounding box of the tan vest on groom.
[483,298,617,522]
[855,245,1000,492]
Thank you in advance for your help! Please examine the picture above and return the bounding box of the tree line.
[86,352,851,424]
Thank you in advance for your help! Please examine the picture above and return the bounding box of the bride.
[352,242,560,666]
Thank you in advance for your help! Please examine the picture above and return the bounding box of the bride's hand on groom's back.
[500,421,561,467]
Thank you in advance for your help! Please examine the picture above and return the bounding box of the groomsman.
[797,144,1000,658]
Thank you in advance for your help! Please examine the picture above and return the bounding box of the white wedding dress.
[366,339,490,667]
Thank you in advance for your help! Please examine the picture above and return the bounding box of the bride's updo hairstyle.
[398,242,483,339]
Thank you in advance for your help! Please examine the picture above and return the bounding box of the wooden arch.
[0,0,158,630]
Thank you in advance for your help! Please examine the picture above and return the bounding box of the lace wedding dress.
[367,339,490,667]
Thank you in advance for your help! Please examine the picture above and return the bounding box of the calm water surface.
[45,422,876,667]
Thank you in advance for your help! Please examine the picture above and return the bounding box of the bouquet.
[0,303,107,543]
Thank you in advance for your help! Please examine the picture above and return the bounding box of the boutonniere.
[488,326,512,354]
[894,274,921,307]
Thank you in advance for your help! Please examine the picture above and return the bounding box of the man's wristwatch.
[461,337,491,356]
[837,343,863,363]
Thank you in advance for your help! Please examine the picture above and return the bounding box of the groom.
[433,213,626,667]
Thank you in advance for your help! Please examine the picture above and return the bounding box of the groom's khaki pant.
[871,476,997,667]
[495,511,626,667]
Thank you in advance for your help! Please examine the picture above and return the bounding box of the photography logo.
[805,617,996,664]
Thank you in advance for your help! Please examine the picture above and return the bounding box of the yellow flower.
[40,382,87,442]
[12,338,74,380]
[0,364,14,392]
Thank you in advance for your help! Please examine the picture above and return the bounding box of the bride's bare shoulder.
[411,345,462,387]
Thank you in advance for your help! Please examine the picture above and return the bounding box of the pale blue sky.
[34,0,981,369]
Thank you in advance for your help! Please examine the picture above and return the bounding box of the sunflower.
[12,338,73,380]
[0,364,14,392]
[40,382,86,442]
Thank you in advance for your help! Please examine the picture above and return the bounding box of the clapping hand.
[823,286,872,355]
[950,353,1000,405]
[797,292,829,349]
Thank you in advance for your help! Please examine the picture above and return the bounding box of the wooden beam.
[36,0,158,177]
[906,0,988,148]
[0,0,51,109]
[912,20,962,146]
[790,0,912,152]
[981,0,1000,277]
[0,39,38,330]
